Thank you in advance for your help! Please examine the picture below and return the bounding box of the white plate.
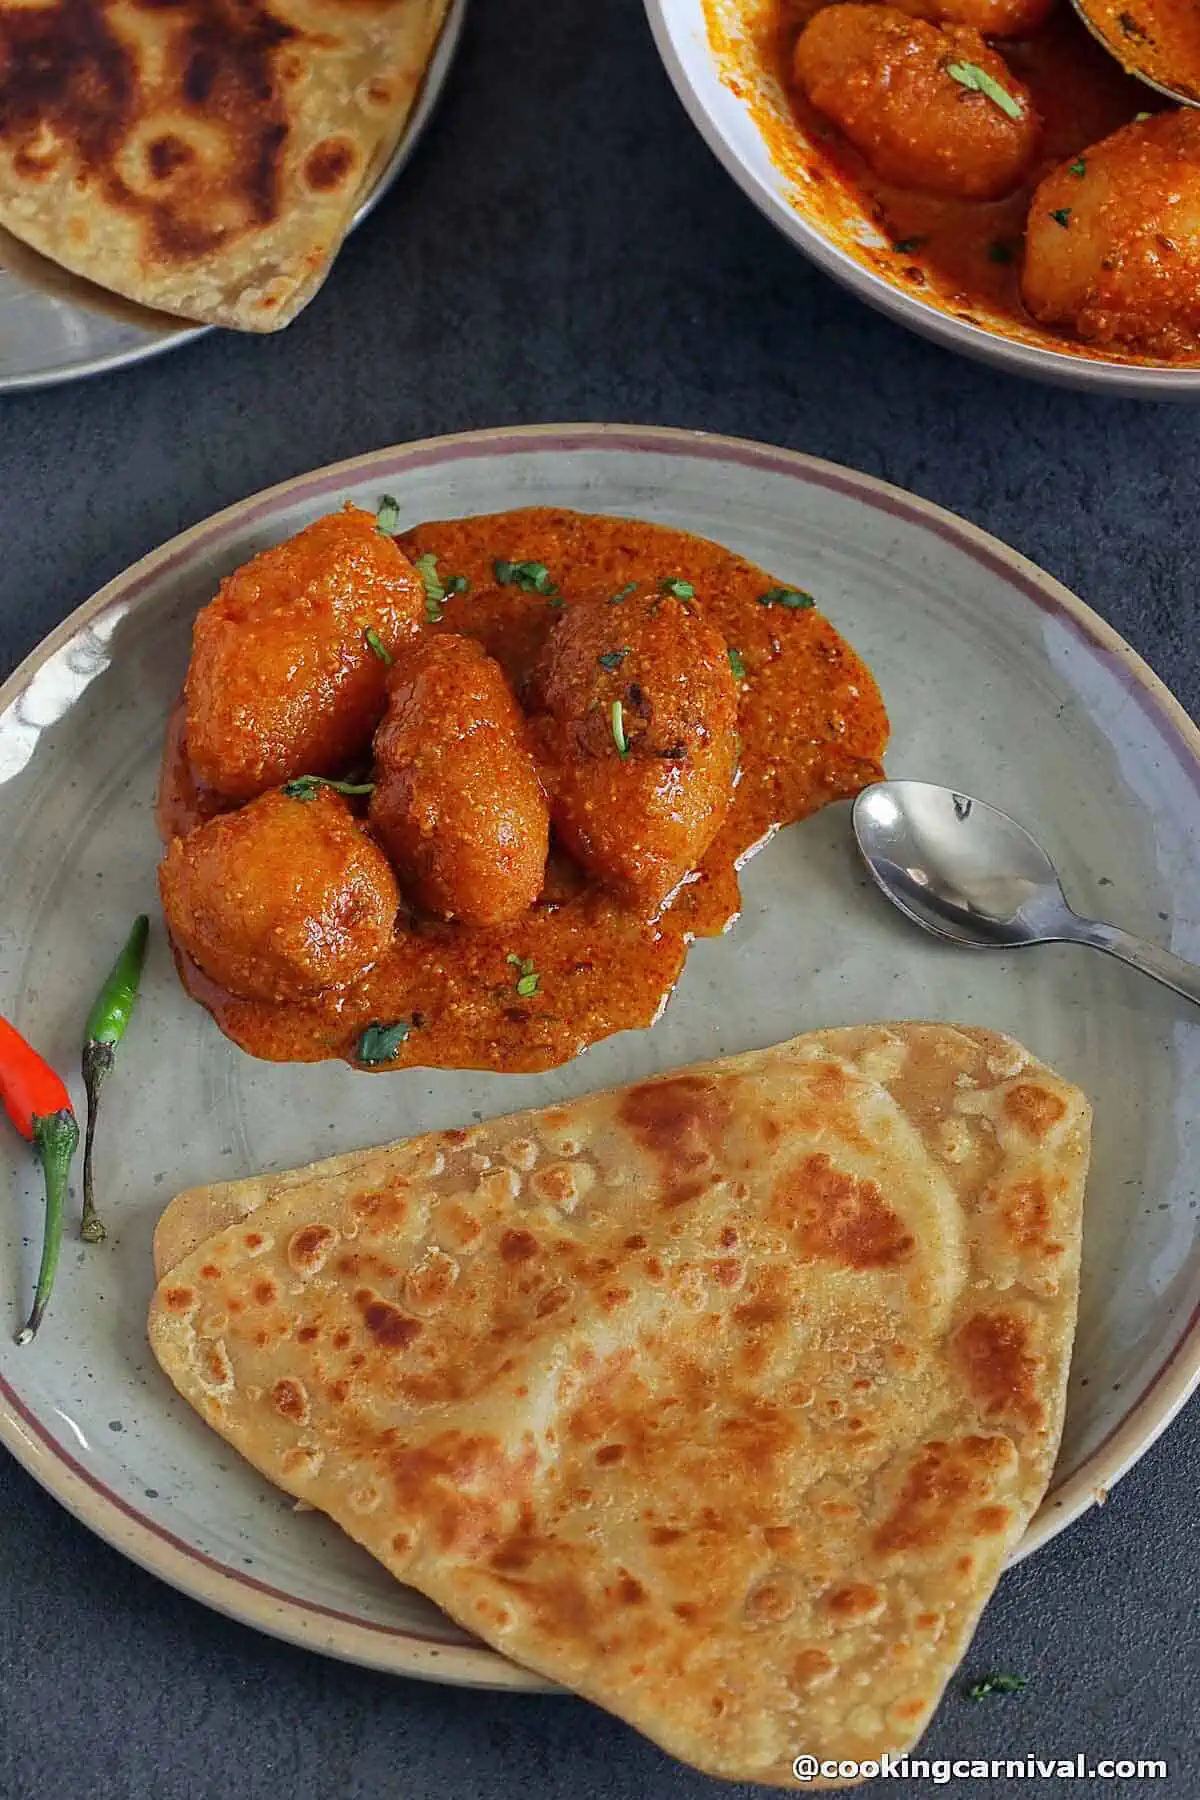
[646,0,1200,397]
[0,424,1197,1687]
[0,0,467,395]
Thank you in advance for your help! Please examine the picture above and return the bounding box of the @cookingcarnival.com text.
[792,1753,1169,1782]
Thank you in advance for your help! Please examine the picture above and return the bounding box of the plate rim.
[0,0,469,396]
[643,0,1200,397]
[1,421,1198,1684]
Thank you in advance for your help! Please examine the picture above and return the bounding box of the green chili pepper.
[0,1014,80,1345]
[80,915,149,1243]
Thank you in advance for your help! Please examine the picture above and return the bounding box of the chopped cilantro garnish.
[945,61,1024,121]
[506,952,540,999]
[967,1673,1028,1701]
[597,648,630,672]
[415,552,446,622]
[376,495,401,536]
[659,578,695,600]
[1069,157,1087,177]
[282,776,375,802]
[1050,207,1072,228]
[757,586,815,610]
[411,558,465,622]
[727,647,747,680]
[356,1020,411,1064]
[494,559,558,596]
[609,581,637,604]
[364,626,393,665]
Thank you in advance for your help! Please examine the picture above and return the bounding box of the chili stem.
[80,1042,113,1243]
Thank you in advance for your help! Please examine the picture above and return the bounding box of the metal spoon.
[1068,0,1200,109]
[852,779,1200,1009]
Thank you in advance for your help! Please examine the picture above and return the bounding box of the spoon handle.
[1074,918,1200,1009]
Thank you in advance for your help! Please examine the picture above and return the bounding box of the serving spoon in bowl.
[1068,0,1200,109]
[852,779,1200,1009]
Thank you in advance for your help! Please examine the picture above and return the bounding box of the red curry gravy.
[159,507,888,1074]
[746,1,1162,344]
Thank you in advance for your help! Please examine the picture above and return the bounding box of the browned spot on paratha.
[147,135,193,180]
[1004,1083,1068,1138]
[744,1573,798,1624]
[353,1288,422,1350]
[825,1581,885,1623]
[349,1186,410,1234]
[789,1648,836,1689]
[997,1176,1067,1260]
[953,1310,1045,1430]
[620,1074,731,1205]
[304,134,355,191]
[535,1284,570,1318]
[390,1431,538,1556]
[199,1340,233,1389]
[529,1161,587,1209]
[403,1248,458,1314]
[500,1228,540,1264]
[772,1153,914,1269]
[271,1376,309,1422]
[874,1436,1017,1553]
[287,1223,337,1276]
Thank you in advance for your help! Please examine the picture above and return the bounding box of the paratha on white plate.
[149,1023,1090,1787]
[0,0,450,330]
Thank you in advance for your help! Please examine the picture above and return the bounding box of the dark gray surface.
[0,1,1196,1796]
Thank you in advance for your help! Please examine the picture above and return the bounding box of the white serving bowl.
[646,0,1200,396]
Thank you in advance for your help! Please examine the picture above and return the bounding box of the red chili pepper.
[0,1015,79,1345]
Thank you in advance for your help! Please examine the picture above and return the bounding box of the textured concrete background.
[0,2,1196,1796]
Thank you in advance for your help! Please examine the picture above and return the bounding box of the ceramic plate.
[646,0,1200,397]
[0,0,467,395]
[1,425,1198,1689]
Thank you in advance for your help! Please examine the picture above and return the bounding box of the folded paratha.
[149,1024,1090,1787]
[0,0,450,330]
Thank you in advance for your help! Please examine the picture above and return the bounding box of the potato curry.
[749,0,1200,359]
[158,504,888,1073]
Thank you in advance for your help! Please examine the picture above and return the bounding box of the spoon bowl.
[852,779,1200,1009]
[852,781,1074,948]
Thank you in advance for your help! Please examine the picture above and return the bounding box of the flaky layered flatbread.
[149,1023,1090,1786]
[0,0,450,330]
